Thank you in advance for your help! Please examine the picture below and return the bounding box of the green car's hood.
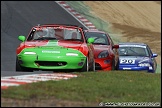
[24,40,82,48]
[20,40,84,56]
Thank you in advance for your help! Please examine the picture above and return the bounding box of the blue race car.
[117,42,158,73]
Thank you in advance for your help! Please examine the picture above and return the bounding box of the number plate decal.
[120,59,135,64]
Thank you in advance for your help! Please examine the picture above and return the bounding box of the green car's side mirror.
[18,35,26,42]
[87,38,94,44]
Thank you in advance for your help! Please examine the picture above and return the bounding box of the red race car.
[84,29,119,71]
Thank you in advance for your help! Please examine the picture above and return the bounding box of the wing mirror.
[18,35,26,42]
[152,53,158,58]
[112,44,119,49]
[87,38,94,44]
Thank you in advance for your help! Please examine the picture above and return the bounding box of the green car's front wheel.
[80,57,89,72]
[16,57,33,72]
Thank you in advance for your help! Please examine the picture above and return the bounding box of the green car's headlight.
[66,53,78,56]
[98,51,109,58]
[24,52,36,54]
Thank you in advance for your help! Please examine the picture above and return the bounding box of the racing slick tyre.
[111,59,115,70]
[90,59,96,72]
[115,60,119,70]
[16,57,33,72]
[80,57,89,72]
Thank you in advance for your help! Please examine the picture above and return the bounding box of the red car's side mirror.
[112,44,119,49]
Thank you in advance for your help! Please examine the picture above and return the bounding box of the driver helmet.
[36,29,48,37]
[120,48,127,55]
[71,32,77,39]
[48,28,55,37]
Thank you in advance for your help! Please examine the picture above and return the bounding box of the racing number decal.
[120,59,135,64]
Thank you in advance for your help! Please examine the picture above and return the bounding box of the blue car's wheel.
[111,59,115,70]
[115,59,119,70]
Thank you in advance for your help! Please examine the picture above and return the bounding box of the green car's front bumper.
[17,54,86,70]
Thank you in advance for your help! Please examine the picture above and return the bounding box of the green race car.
[16,24,95,72]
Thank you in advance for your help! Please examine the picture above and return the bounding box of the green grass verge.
[1,71,161,103]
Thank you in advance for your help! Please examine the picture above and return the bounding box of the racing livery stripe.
[45,40,59,46]
[18,40,58,55]
[17,40,50,55]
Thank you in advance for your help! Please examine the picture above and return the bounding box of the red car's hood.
[93,45,112,57]
[58,40,83,49]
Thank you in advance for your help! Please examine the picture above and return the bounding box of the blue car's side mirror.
[152,53,158,58]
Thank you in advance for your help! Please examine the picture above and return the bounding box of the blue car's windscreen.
[118,46,149,56]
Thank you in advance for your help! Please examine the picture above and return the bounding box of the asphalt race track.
[1,1,87,77]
